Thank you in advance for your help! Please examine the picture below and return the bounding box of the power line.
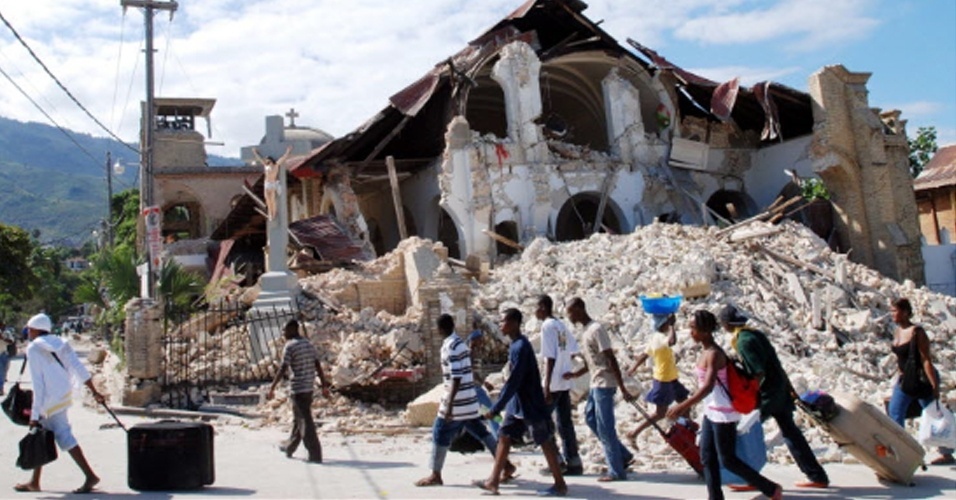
[0,8,139,155]
[110,8,129,130]
[0,45,65,124]
[0,62,103,169]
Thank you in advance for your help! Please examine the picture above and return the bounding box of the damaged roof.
[289,215,371,263]
[914,145,956,191]
[290,0,814,180]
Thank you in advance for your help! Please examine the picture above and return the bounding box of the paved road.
[2,355,954,499]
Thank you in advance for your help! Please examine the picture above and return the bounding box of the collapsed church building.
[241,0,925,284]
[107,1,956,472]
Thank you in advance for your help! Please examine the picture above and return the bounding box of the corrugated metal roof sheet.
[914,145,956,191]
[289,215,371,263]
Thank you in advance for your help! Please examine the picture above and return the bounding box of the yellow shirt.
[645,333,679,382]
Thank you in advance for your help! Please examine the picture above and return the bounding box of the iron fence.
[161,304,297,409]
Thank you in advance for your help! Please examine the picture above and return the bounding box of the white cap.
[26,313,52,333]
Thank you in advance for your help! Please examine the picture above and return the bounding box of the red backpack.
[716,352,760,414]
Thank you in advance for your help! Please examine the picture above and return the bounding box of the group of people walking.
[414,295,951,498]
[3,292,949,496]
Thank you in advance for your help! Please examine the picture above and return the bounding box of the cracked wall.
[808,65,924,283]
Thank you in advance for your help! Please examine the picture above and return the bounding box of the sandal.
[72,477,99,494]
[13,484,39,493]
[536,485,568,497]
[502,462,520,483]
[414,476,443,487]
[472,478,499,495]
[930,455,956,466]
[728,484,757,492]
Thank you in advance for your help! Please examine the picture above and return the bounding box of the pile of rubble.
[208,219,954,471]
[469,220,955,471]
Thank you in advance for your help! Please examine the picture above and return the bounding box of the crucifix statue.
[249,143,299,362]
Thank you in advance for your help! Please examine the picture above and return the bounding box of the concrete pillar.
[491,41,544,163]
[417,268,471,387]
[439,116,493,259]
[125,298,164,380]
[603,68,644,164]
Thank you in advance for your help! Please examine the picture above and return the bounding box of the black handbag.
[900,331,934,399]
[16,427,58,470]
[449,428,486,454]
[1,360,32,426]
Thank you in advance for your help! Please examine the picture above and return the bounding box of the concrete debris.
[184,220,954,472]
[468,220,955,471]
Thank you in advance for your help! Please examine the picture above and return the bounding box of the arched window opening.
[555,193,623,242]
[438,209,461,260]
[494,221,520,256]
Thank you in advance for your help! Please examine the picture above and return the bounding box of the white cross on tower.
[285,108,299,128]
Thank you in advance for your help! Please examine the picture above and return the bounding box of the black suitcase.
[128,420,215,490]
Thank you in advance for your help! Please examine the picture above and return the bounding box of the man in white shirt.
[536,294,583,475]
[15,313,104,494]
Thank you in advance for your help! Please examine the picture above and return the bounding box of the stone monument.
[249,152,299,362]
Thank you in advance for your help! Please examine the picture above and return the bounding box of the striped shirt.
[282,337,319,394]
[439,332,479,421]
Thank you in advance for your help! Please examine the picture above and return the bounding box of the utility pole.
[121,0,177,297]
[106,151,114,248]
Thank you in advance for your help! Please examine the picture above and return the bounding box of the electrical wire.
[0,8,138,154]
[40,221,101,247]
[116,38,143,139]
[170,50,227,143]
[158,15,172,94]
[0,62,103,169]
[110,7,128,131]
[0,45,65,125]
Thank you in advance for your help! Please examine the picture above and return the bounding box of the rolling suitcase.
[128,420,215,490]
[630,400,703,476]
[801,391,925,485]
[720,411,767,484]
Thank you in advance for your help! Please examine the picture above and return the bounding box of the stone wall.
[808,65,925,283]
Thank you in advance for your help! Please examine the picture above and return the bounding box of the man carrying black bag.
[14,313,104,494]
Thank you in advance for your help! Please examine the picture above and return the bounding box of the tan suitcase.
[808,391,926,485]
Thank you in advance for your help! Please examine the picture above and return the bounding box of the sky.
[0,0,953,163]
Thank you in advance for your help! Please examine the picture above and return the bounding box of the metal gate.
[161,304,297,409]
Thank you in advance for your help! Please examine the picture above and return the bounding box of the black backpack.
[799,390,839,422]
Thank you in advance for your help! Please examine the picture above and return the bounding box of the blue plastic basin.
[639,295,683,314]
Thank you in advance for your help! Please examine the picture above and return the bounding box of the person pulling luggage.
[718,305,830,489]
[625,312,690,450]
[667,310,782,500]
[15,313,104,494]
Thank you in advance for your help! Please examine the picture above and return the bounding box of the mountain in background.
[0,115,239,246]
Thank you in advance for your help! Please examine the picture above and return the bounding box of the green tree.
[111,189,140,254]
[21,245,81,320]
[908,126,938,178]
[159,259,203,312]
[0,223,37,322]
[73,245,140,328]
[0,223,37,301]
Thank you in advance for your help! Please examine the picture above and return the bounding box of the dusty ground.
[2,352,954,499]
